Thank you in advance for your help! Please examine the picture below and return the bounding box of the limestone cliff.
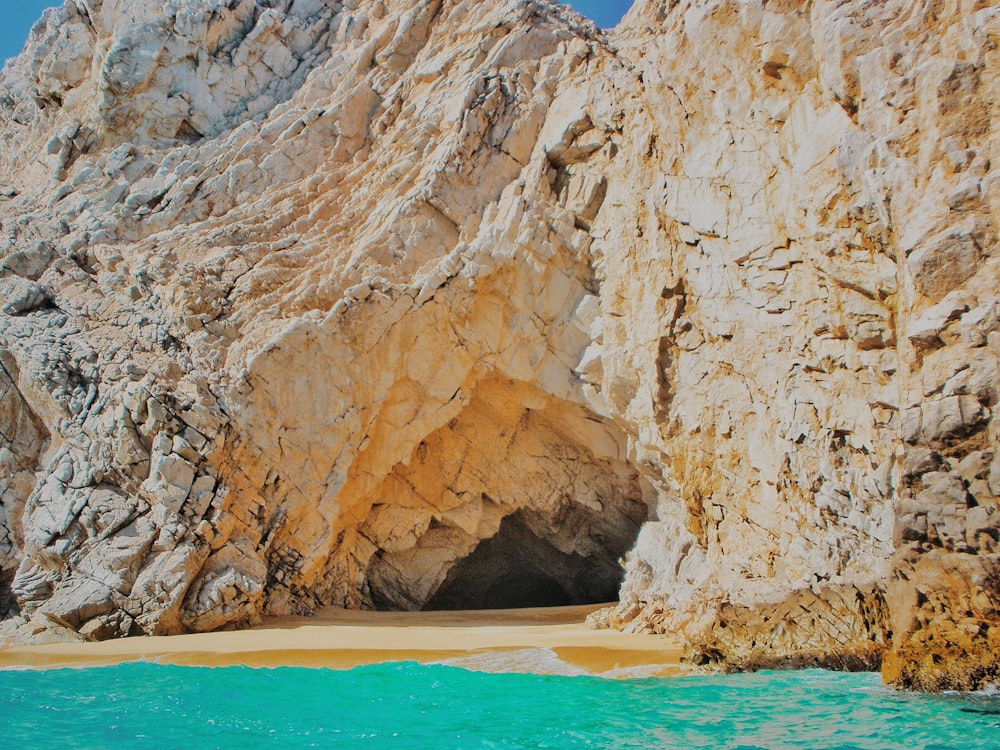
[0,0,996,691]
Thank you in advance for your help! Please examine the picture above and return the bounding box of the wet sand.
[0,604,686,678]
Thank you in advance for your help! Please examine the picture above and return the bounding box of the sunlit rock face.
[605,0,1000,690]
[0,0,997,690]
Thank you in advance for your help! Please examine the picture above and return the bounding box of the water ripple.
[1,663,998,749]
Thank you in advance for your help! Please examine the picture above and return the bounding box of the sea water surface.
[2,659,999,749]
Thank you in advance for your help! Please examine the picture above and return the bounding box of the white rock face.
[0,0,997,690]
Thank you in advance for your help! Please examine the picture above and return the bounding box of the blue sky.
[2,1,634,63]
[3,1,55,63]
[566,0,634,28]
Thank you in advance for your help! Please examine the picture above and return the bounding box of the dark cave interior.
[424,511,628,611]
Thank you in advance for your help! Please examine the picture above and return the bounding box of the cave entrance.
[424,510,630,611]
[358,375,649,613]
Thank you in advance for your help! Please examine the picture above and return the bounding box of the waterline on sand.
[0,604,684,675]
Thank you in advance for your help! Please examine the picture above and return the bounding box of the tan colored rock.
[0,0,997,691]
[0,352,50,618]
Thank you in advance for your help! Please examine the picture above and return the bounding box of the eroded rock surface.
[0,0,997,690]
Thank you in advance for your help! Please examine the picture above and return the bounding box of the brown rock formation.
[0,0,997,691]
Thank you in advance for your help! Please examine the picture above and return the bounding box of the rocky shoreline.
[0,0,998,691]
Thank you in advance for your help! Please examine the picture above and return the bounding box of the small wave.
[598,663,676,680]
[951,687,1000,698]
[0,665,38,673]
[433,648,589,677]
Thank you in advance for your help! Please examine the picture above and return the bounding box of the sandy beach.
[0,604,686,678]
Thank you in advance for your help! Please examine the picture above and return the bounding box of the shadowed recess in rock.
[424,511,629,610]
[0,569,15,620]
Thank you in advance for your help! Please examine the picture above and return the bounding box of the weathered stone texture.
[0,0,996,690]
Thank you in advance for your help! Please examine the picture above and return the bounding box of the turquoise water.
[2,661,998,749]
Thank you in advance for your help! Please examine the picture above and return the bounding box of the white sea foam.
[598,663,676,680]
[434,648,676,680]
[434,648,589,676]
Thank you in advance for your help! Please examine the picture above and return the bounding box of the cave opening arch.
[359,375,651,613]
